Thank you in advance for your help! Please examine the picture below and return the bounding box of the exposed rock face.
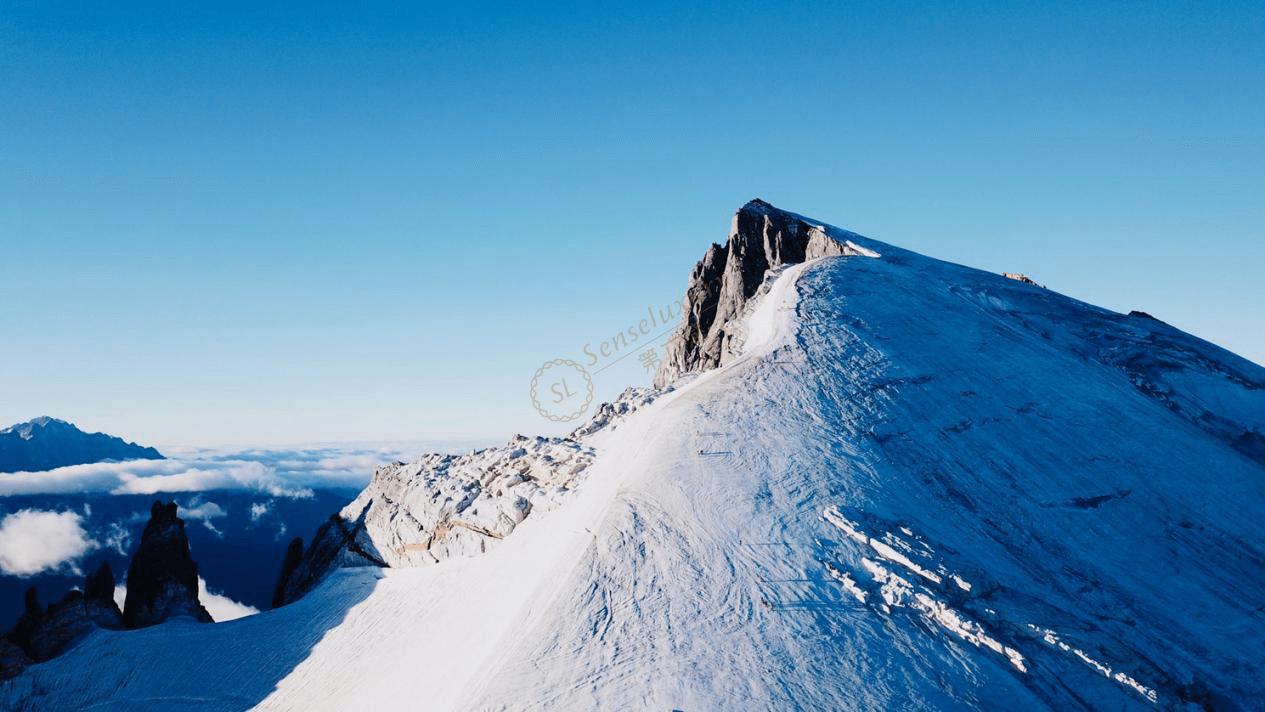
[274,388,660,607]
[123,502,212,628]
[654,199,876,388]
[272,537,306,609]
[24,590,123,661]
[271,510,387,607]
[1,562,123,679]
[0,416,163,473]
[567,386,661,439]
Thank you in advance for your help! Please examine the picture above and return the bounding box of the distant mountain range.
[0,417,163,473]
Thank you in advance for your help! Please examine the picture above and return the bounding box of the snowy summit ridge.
[5,201,1265,711]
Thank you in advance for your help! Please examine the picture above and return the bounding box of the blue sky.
[2,1,1262,446]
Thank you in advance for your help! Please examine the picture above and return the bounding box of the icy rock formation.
[357,437,593,565]
[123,502,212,628]
[654,198,876,388]
[274,388,660,606]
[568,386,662,439]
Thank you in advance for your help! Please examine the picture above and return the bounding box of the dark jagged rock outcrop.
[272,537,306,608]
[0,416,163,473]
[1,504,216,680]
[0,638,28,682]
[84,561,116,602]
[1,562,124,680]
[272,509,387,608]
[123,502,212,628]
[654,199,874,387]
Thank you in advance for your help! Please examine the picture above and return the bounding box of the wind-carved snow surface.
[822,503,1162,698]
[822,507,1029,676]
[1028,624,1159,703]
[6,209,1265,711]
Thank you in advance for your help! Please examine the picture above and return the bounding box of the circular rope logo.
[529,359,594,422]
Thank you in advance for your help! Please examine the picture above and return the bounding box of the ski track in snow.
[5,229,1265,710]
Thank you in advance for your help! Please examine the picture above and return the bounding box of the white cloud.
[103,521,132,555]
[179,499,228,537]
[0,443,466,499]
[112,462,312,498]
[179,500,227,521]
[0,509,99,576]
[197,577,258,622]
[249,502,270,522]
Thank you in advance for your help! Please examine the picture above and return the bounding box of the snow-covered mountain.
[4,201,1264,710]
[0,417,163,473]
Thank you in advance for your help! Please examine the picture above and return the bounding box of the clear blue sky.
[2,1,1262,446]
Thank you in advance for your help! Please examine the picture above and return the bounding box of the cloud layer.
[0,442,483,498]
[0,509,98,576]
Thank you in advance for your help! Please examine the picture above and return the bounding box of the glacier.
[3,202,1263,710]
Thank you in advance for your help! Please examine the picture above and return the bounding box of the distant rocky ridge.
[273,388,659,606]
[654,199,878,388]
[1,502,210,680]
[0,416,163,473]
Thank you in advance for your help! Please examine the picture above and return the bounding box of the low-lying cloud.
[0,509,98,576]
[0,442,484,499]
[197,577,259,622]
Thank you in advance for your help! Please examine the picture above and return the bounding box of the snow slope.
[5,211,1265,710]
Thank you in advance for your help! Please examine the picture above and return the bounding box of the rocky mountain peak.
[654,199,876,387]
[0,417,163,473]
[122,501,212,628]
[1,416,70,439]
